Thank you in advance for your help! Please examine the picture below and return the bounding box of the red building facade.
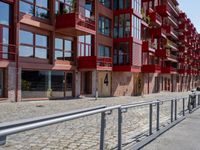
[0,0,199,101]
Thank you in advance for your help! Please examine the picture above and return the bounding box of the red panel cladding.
[56,13,76,29]
[142,41,149,52]
[78,56,97,69]
[142,65,161,73]
[155,5,170,17]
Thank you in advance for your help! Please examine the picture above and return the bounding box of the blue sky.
[178,0,200,33]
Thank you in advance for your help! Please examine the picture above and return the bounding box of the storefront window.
[20,0,49,19]
[22,70,73,98]
[0,69,4,97]
[19,30,49,59]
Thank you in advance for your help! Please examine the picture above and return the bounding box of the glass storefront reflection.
[21,70,73,99]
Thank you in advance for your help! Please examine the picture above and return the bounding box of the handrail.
[0,105,106,130]
[0,105,120,138]
[0,94,200,149]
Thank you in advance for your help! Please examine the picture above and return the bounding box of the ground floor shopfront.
[1,66,199,102]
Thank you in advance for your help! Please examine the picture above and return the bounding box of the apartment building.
[0,0,199,102]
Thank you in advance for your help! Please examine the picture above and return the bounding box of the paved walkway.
[142,108,200,150]
[0,92,189,150]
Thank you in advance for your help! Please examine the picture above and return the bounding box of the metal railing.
[0,94,200,149]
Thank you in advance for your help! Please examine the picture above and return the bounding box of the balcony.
[150,27,166,38]
[179,23,187,32]
[56,5,95,36]
[163,25,178,39]
[161,67,177,73]
[155,49,170,58]
[178,57,185,63]
[179,13,187,22]
[165,39,178,51]
[178,69,186,74]
[179,35,187,44]
[147,10,162,26]
[142,41,156,53]
[156,4,170,17]
[0,43,16,61]
[179,46,185,52]
[142,64,161,73]
[78,56,112,70]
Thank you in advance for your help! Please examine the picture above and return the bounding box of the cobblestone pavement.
[0,92,189,150]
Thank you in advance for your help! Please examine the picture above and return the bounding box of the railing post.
[174,99,177,120]
[188,95,192,113]
[118,108,122,150]
[0,136,6,145]
[198,94,200,106]
[156,101,160,131]
[171,100,174,122]
[100,112,106,150]
[149,104,153,135]
[183,98,185,116]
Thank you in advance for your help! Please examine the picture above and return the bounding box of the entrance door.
[64,72,73,97]
[81,71,92,95]
[0,69,4,97]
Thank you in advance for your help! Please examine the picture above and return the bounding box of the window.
[132,0,141,13]
[55,38,73,61]
[132,15,141,40]
[55,0,75,14]
[78,35,92,56]
[20,0,49,19]
[114,0,131,10]
[99,0,111,9]
[19,30,49,59]
[114,42,130,65]
[114,14,131,38]
[0,1,11,59]
[98,45,111,57]
[99,16,111,36]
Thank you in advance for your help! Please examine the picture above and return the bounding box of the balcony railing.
[97,57,112,67]
[0,43,16,61]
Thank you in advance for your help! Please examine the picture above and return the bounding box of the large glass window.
[55,38,73,61]
[78,35,92,56]
[19,30,49,59]
[114,14,131,38]
[55,0,76,14]
[99,16,111,36]
[21,70,73,98]
[132,15,141,40]
[114,42,130,65]
[98,45,111,57]
[114,0,131,10]
[99,0,111,9]
[0,1,11,59]
[20,0,49,19]
[132,0,141,13]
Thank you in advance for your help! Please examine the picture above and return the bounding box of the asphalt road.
[142,108,200,150]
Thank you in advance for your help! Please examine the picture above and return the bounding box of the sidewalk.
[142,108,200,150]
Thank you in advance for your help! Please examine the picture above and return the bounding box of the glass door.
[0,69,3,97]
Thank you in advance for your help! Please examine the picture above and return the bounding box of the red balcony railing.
[150,27,166,38]
[161,66,176,73]
[78,56,112,69]
[155,49,170,58]
[147,10,162,25]
[156,4,170,17]
[142,64,161,73]
[0,43,16,61]
[142,41,157,52]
